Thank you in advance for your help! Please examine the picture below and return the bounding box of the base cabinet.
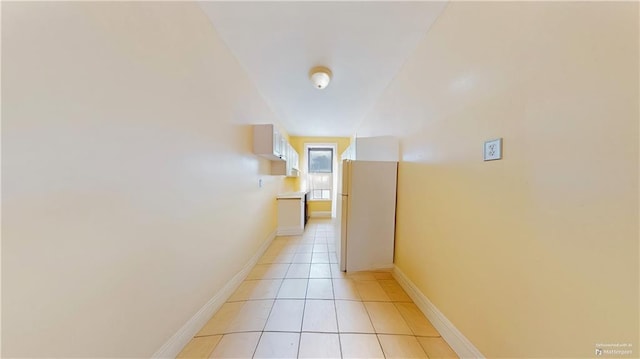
[277,194,306,236]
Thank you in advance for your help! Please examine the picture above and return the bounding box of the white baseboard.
[310,211,331,218]
[392,266,484,359]
[152,230,277,358]
[371,264,395,271]
[277,226,304,236]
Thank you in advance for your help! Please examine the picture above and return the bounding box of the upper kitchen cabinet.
[341,136,399,162]
[252,124,299,176]
[253,124,286,161]
[270,143,300,177]
[285,143,299,177]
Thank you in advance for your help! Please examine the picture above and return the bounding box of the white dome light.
[309,67,332,89]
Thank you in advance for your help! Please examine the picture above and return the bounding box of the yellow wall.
[357,2,638,357]
[289,136,351,213]
[2,2,289,357]
[308,200,332,213]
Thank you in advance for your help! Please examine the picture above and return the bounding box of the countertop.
[276,191,307,199]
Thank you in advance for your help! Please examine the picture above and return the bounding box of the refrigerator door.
[345,161,398,272]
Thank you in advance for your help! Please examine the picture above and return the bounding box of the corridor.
[177,220,458,358]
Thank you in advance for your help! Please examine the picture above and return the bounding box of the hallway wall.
[2,2,291,357]
[356,2,639,357]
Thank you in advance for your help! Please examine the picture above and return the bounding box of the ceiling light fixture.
[309,66,332,90]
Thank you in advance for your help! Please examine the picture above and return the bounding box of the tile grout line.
[252,249,291,358]
[296,228,314,359]
[392,301,420,338]
[195,220,447,358]
[226,293,412,303]
[196,329,442,337]
[313,227,342,358]
[251,332,264,359]
[331,276,344,359]
[361,295,388,359]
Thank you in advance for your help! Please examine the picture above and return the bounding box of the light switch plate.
[484,138,502,161]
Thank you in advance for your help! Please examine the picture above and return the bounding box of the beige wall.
[2,2,289,357]
[357,2,639,357]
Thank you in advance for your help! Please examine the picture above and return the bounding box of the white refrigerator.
[336,160,398,272]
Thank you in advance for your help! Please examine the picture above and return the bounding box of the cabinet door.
[272,129,279,157]
[285,144,292,175]
[253,124,290,163]
[272,130,276,155]
[280,136,287,160]
[292,149,299,170]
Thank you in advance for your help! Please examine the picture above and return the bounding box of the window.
[308,148,333,200]
[308,148,333,173]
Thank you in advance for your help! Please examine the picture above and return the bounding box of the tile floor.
[177,220,458,359]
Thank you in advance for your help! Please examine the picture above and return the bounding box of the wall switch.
[484,138,502,161]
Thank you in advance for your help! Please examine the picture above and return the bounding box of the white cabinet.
[277,193,306,235]
[340,136,399,162]
[254,124,286,161]
[286,143,299,177]
[253,124,299,176]
[341,144,355,161]
[280,136,287,160]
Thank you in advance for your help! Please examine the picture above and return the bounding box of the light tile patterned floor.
[178,220,458,358]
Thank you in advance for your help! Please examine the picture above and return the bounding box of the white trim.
[152,230,277,358]
[392,266,485,359]
[310,211,332,218]
[277,226,304,236]
[302,142,339,217]
[368,263,394,271]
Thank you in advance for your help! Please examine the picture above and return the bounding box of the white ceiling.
[199,1,447,137]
